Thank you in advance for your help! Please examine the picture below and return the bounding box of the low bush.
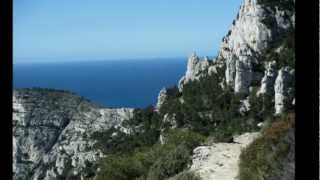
[169,171,201,180]
[147,144,191,180]
[238,113,295,180]
[95,129,205,180]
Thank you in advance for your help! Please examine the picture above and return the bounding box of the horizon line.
[13,55,218,65]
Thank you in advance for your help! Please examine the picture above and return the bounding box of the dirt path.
[190,132,260,180]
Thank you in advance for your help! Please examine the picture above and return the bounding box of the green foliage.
[182,74,236,130]
[169,171,201,180]
[276,29,295,68]
[147,144,191,180]
[248,88,274,121]
[159,86,182,116]
[262,28,295,69]
[95,129,204,180]
[95,153,146,180]
[257,0,294,34]
[92,106,161,154]
[257,0,295,12]
[162,129,205,149]
[238,113,295,180]
[159,71,262,141]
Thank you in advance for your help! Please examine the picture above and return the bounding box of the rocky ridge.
[13,89,133,180]
[174,0,295,115]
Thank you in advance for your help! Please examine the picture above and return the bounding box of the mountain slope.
[13,0,295,179]
[13,88,133,179]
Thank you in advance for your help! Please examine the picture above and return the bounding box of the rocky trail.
[190,133,260,180]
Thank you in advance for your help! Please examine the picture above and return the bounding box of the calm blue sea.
[13,58,187,108]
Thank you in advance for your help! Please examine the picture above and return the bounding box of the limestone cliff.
[172,0,295,115]
[13,89,133,180]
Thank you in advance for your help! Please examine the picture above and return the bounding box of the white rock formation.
[13,90,133,180]
[155,88,167,112]
[239,97,251,115]
[218,0,272,94]
[178,52,211,91]
[257,61,278,96]
[217,0,294,95]
[274,67,295,114]
[190,132,260,180]
[176,0,294,98]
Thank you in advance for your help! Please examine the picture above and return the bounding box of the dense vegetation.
[159,71,268,141]
[262,27,295,69]
[92,106,161,155]
[239,113,295,180]
[168,171,201,180]
[257,0,295,12]
[94,129,204,180]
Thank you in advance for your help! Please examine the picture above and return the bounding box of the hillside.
[13,0,295,179]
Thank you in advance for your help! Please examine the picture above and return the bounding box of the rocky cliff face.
[178,53,212,91]
[171,0,295,115]
[13,89,133,180]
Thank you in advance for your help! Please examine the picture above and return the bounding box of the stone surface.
[176,0,294,102]
[216,0,294,95]
[178,52,211,91]
[257,61,278,96]
[155,88,167,112]
[13,89,133,180]
[239,97,250,115]
[190,132,260,180]
[274,67,295,114]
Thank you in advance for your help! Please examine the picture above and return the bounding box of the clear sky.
[14,0,242,63]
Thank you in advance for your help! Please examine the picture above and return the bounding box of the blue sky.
[14,0,242,63]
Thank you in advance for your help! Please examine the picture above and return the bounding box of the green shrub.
[257,0,295,12]
[147,144,192,180]
[95,129,204,180]
[238,113,295,180]
[161,129,205,148]
[261,27,295,69]
[169,171,201,180]
[92,106,161,154]
[95,154,146,180]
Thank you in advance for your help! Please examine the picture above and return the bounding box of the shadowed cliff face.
[13,89,133,180]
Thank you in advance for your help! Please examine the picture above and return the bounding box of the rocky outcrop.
[175,0,295,114]
[189,132,260,180]
[217,0,294,95]
[257,61,278,96]
[218,0,272,94]
[178,52,211,91]
[274,67,295,114]
[13,89,133,180]
[155,88,167,112]
[239,97,251,115]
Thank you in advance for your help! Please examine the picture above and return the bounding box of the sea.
[13,58,187,108]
